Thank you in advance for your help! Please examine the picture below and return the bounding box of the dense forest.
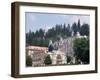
[26,19,89,47]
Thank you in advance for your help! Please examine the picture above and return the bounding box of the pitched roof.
[26,46,48,51]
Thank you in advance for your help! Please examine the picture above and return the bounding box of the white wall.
[0,0,100,80]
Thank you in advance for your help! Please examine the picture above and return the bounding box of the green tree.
[67,56,71,63]
[66,24,71,37]
[77,19,81,32]
[44,55,52,65]
[26,30,34,45]
[80,24,89,36]
[35,30,39,38]
[38,28,45,38]
[72,22,78,36]
[73,37,89,64]
[26,56,32,66]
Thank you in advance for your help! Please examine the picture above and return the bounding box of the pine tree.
[44,55,52,65]
[77,19,81,32]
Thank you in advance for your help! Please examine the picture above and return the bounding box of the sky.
[25,12,90,33]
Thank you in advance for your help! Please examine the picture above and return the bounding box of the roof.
[26,46,48,51]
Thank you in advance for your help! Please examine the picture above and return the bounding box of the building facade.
[26,46,48,67]
[26,32,86,66]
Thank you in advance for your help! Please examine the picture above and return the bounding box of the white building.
[48,50,67,65]
[52,31,87,64]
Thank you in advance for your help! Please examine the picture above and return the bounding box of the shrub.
[26,56,32,67]
[44,55,52,65]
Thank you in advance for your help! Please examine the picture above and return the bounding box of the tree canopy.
[26,19,89,47]
[44,55,52,65]
[73,37,89,64]
[26,56,32,66]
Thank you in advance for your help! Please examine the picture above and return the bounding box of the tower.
[71,31,74,37]
[76,31,81,38]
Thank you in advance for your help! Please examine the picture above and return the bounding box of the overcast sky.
[25,12,90,33]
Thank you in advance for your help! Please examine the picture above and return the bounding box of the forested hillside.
[26,19,89,47]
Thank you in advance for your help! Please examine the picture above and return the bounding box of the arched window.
[56,55,62,64]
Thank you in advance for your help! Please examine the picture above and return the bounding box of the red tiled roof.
[26,46,48,51]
